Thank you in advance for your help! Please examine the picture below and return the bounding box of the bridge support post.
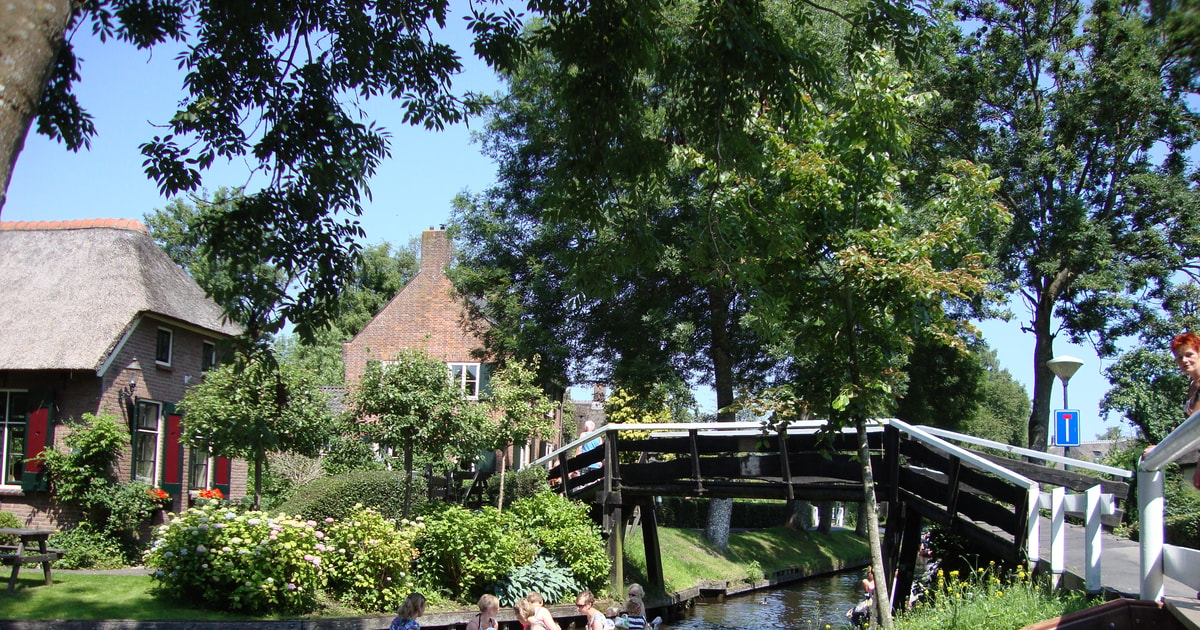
[892,509,923,612]
[607,502,624,597]
[637,497,665,597]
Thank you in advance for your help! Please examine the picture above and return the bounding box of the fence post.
[1050,487,1065,588]
[1084,484,1102,593]
[1138,467,1164,601]
[1026,486,1040,568]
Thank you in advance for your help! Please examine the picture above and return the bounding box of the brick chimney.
[420,226,451,274]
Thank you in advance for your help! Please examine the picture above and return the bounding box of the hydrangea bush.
[321,505,424,612]
[145,504,325,614]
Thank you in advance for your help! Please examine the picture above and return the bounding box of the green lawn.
[623,526,869,593]
[0,573,243,621]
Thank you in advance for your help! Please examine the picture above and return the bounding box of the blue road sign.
[1054,409,1081,447]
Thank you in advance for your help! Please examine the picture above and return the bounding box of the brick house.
[0,219,247,528]
[343,227,561,469]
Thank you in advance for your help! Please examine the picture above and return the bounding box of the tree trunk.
[403,438,414,519]
[0,0,73,214]
[253,449,263,510]
[856,414,893,630]
[497,447,508,512]
[703,285,737,549]
[818,501,833,533]
[856,502,868,537]
[785,500,812,530]
[1026,282,1061,456]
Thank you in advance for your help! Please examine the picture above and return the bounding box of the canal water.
[666,570,868,630]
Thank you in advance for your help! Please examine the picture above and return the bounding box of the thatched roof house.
[0,219,246,528]
[0,219,239,370]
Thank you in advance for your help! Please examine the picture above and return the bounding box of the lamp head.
[1046,355,1085,382]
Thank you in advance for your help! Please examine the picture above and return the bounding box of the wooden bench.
[0,528,60,590]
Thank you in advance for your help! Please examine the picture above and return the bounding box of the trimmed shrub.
[506,492,608,591]
[146,505,325,614]
[321,506,423,613]
[276,470,426,522]
[414,503,534,600]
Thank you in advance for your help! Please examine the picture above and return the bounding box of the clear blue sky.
[1,4,1130,441]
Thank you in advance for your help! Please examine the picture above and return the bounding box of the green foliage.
[1102,346,1191,443]
[488,556,581,607]
[896,563,1095,630]
[484,464,549,508]
[180,357,332,462]
[321,434,389,476]
[39,413,162,560]
[414,503,535,600]
[505,492,609,591]
[321,506,423,613]
[146,505,324,614]
[0,512,18,545]
[47,524,126,570]
[276,470,423,523]
[38,413,125,505]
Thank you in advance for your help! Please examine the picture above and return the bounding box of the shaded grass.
[0,573,244,621]
[623,526,869,594]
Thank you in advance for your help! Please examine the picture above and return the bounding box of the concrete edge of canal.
[0,557,872,630]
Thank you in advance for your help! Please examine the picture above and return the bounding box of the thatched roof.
[0,219,242,371]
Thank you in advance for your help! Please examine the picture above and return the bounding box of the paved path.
[1033,515,1195,599]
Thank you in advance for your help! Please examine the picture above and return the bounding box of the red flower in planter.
[148,488,170,502]
[198,488,224,500]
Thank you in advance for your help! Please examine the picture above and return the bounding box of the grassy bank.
[0,527,868,621]
[624,526,870,593]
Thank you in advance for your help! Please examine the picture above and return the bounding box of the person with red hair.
[1170,331,1200,489]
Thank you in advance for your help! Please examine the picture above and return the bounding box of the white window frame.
[188,445,213,489]
[0,390,27,487]
[133,400,163,484]
[155,328,173,366]
[448,362,481,399]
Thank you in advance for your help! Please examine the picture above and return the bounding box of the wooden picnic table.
[0,528,60,591]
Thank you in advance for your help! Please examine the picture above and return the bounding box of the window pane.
[201,342,216,371]
[156,329,172,364]
[189,447,209,489]
[135,433,157,481]
[4,424,23,485]
[137,402,160,430]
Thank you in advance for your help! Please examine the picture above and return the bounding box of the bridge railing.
[1138,408,1200,601]
[530,419,1042,565]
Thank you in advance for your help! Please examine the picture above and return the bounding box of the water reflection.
[667,571,866,630]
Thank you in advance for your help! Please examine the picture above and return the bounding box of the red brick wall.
[343,229,490,385]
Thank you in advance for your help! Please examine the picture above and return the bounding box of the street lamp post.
[1047,355,1085,462]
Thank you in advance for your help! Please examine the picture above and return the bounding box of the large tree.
[2,0,525,341]
[178,356,333,508]
[693,49,1007,629]
[453,0,922,549]
[918,0,1200,452]
[349,349,488,516]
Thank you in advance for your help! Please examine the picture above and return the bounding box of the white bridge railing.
[1139,408,1200,601]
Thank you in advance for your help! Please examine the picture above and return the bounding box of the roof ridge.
[0,218,148,232]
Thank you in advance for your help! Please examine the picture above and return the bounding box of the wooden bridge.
[528,418,1132,610]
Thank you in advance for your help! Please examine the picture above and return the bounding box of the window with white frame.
[448,362,481,398]
[133,400,162,483]
[0,391,27,486]
[189,445,211,489]
[156,328,173,366]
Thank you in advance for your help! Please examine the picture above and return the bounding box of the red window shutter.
[21,389,54,492]
[161,405,184,495]
[214,456,232,496]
